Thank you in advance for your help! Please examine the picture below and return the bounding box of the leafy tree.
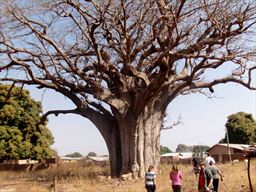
[87,152,97,157]
[176,144,193,152]
[160,145,172,155]
[193,145,210,157]
[0,84,54,160]
[0,0,256,177]
[220,112,256,144]
[65,152,83,158]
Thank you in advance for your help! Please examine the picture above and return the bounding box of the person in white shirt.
[205,153,215,167]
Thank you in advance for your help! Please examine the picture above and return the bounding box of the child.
[145,165,156,192]
[170,165,182,192]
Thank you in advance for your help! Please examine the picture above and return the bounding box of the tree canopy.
[65,152,83,158]
[87,152,97,157]
[192,145,210,156]
[175,144,193,152]
[220,112,256,144]
[175,144,209,154]
[0,0,256,177]
[0,84,54,160]
[160,145,172,155]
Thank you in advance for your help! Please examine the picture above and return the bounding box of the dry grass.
[0,160,256,191]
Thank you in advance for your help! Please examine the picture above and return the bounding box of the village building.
[60,156,83,163]
[85,156,109,166]
[207,143,250,163]
[160,152,193,164]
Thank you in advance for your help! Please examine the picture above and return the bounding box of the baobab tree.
[0,0,256,177]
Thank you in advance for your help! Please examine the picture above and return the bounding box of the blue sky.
[27,82,256,156]
[162,83,256,152]
[1,1,255,157]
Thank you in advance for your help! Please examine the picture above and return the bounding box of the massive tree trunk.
[136,106,163,177]
[100,99,165,177]
[102,124,122,177]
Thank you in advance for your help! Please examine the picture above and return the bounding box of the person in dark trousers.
[170,165,182,192]
[208,161,223,192]
[198,161,213,192]
[145,165,156,192]
[192,154,200,178]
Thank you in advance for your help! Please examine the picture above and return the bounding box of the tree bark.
[101,100,164,177]
[104,126,122,177]
[136,106,163,177]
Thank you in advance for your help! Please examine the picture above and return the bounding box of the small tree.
[160,145,172,155]
[176,144,193,152]
[65,152,83,158]
[0,84,54,160]
[87,152,97,157]
[193,145,210,157]
[221,112,256,144]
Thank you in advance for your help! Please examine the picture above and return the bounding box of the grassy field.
[0,160,255,192]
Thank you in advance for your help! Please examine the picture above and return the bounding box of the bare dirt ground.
[0,162,255,192]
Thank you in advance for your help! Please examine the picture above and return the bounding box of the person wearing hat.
[198,161,213,192]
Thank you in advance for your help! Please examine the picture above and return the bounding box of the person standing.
[198,161,213,192]
[192,154,200,178]
[208,161,223,192]
[145,165,156,192]
[205,153,215,167]
[170,165,182,192]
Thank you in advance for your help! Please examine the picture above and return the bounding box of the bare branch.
[38,108,80,126]
[0,0,256,116]
[161,115,182,131]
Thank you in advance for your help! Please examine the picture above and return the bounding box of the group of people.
[196,154,223,192]
[144,153,223,192]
